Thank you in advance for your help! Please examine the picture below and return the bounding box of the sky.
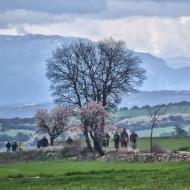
[0,0,190,57]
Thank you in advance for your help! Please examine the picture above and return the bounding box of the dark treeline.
[119,101,190,112]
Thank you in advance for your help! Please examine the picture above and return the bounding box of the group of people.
[5,129,137,152]
[6,141,23,152]
[114,129,138,150]
[101,129,138,150]
[37,136,48,148]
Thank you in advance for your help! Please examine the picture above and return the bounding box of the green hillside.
[114,101,190,121]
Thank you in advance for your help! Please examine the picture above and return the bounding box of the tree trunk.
[84,126,93,151]
[50,136,54,146]
[150,125,154,153]
[90,131,105,156]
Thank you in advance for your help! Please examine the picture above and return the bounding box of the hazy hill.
[0,34,88,105]
[0,34,190,107]
[0,103,54,118]
[135,52,190,91]
[121,90,190,108]
[165,57,190,69]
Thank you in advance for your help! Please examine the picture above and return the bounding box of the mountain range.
[0,34,190,108]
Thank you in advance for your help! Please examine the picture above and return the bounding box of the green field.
[0,160,189,190]
[137,126,190,137]
[105,137,190,152]
[137,136,190,151]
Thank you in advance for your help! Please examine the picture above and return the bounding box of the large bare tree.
[36,107,71,146]
[47,38,146,151]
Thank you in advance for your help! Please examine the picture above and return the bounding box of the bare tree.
[47,38,146,151]
[80,101,109,156]
[147,106,166,153]
[36,107,71,146]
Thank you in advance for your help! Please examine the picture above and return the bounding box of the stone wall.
[97,151,190,162]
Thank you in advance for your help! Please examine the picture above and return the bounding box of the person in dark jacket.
[101,133,110,148]
[130,131,138,149]
[114,131,120,150]
[120,128,129,147]
[66,136,73,145]
[105,132,110,147]
[6,141,11,152]
[11,141,18,152]
[37,137,48,148]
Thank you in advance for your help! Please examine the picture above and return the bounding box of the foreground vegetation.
[0,160,189,190]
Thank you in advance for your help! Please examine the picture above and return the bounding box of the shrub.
[178,147,190,151]
[151,144,164,153]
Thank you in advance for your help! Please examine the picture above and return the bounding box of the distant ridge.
[0,90,190,118]
[0,34,190,106]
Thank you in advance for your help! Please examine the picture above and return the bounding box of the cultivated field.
[0,160,189,190]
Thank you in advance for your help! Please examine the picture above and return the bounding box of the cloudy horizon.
[0,0,190,57]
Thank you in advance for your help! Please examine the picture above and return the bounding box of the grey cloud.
[0,0,190,30]
[0,0,190,19]
[0,0,106,28]
[104,0,190,18]
[0,0,106,14]
[0,10,73,29]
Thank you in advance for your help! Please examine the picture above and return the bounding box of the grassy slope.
[114,103,190,120]
[0,160,190,190]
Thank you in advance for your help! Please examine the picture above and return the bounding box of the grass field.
[106,137,190,152]
[0,160,189,190]
[137,136,190,151]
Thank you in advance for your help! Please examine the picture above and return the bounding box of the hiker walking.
[113,131,120,150]
[11,141,18,152]
[6,141,11,152]
[101,132,110,148]
[130,131,138,149]
[105,132,110,147]
[66,136,73,145]
[18,142,23,151]
[120,128,129,147]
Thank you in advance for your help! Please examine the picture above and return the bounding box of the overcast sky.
[1,0,190,57]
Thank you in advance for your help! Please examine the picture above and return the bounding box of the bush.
[152,144,164,153]
[178,147,190,151]
[61,140,84,158]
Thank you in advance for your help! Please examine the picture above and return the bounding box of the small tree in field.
[36,107,71,146]
[175,125,188,137]
[147,106,166,153]
[80,101,109,156]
